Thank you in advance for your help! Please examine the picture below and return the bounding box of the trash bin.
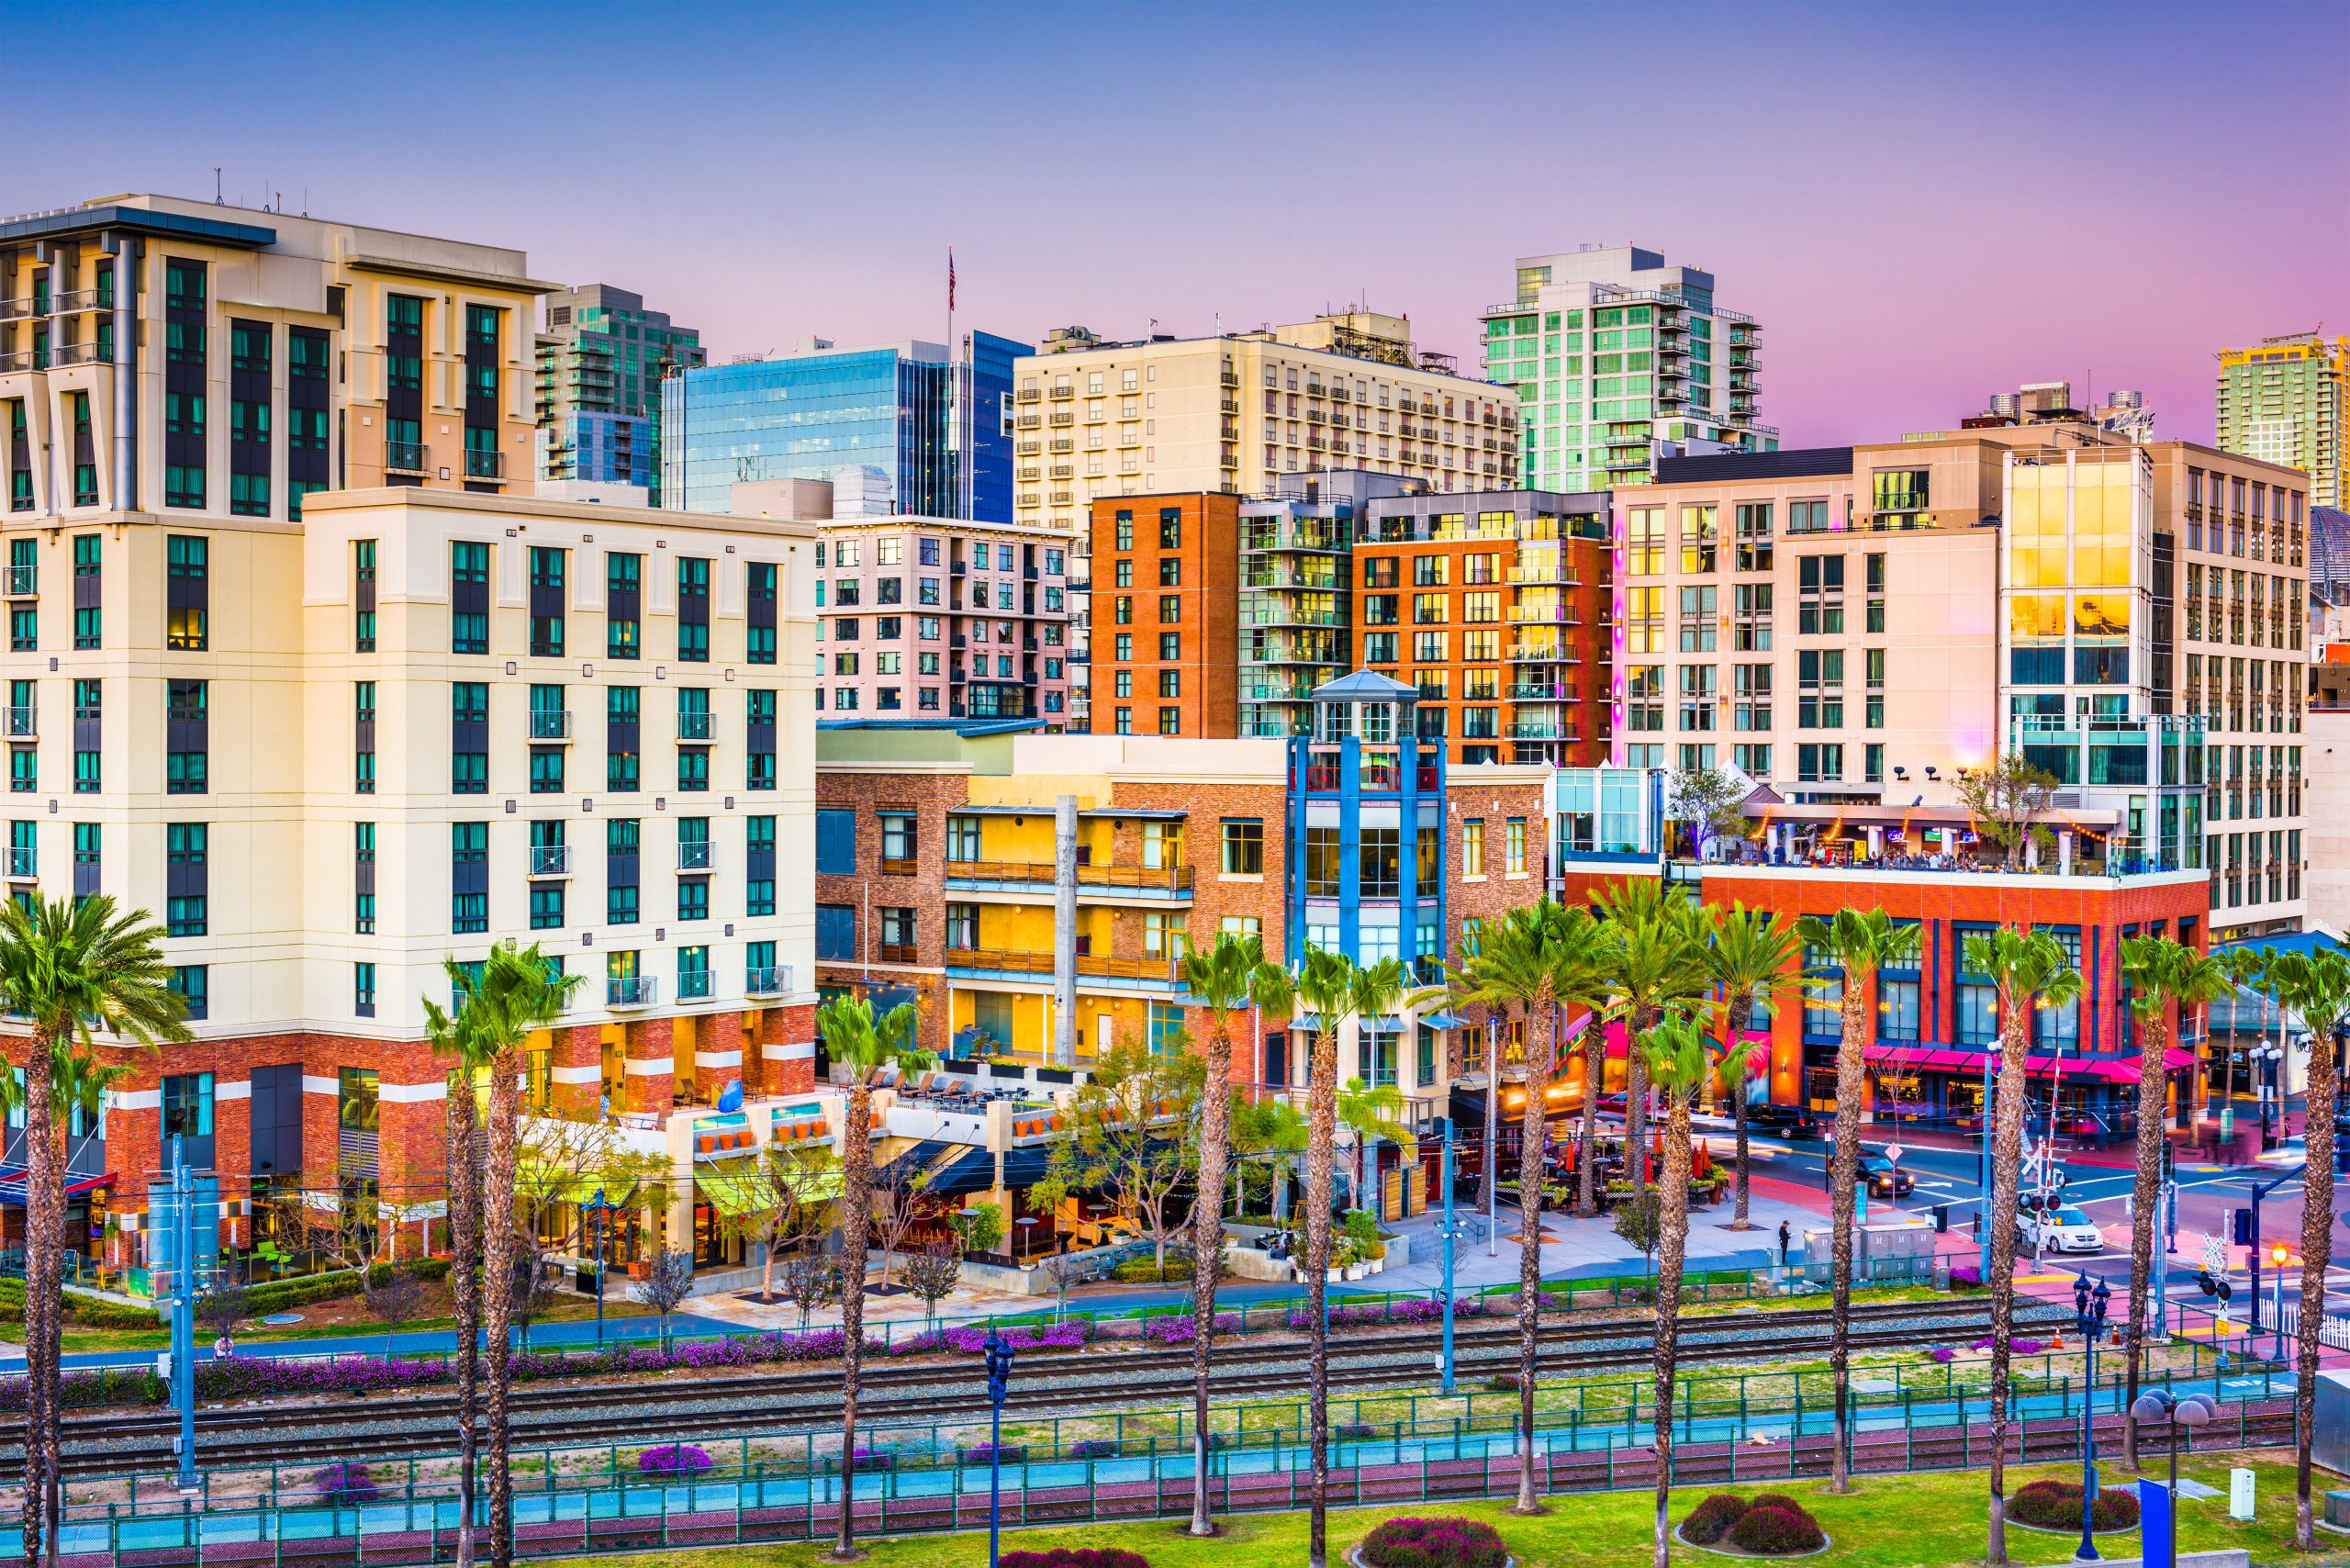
[1932,1204,1949,1233]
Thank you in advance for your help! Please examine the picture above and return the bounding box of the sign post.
[2137,1478,2174,1568]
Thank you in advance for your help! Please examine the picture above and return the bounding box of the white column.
[2057,830,2074,876]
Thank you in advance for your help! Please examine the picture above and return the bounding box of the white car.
[2019,1205,2105,1254]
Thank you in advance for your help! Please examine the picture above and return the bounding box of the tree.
[0,894,189,1568]
[813,990,928,1562]
[869,1152,937,1291]
[780,1249,841,1332]
[2270,946,2350,1548]
[366,1267,428,1361]
[1701,905,1802,1228]
[1610,1186,1662,1266]
[1952,754,2059,870]
[1047,1037,1207,1270]
[901,1238,962,1316]
[1591,879,1710,1199]
[703,1142,839,1305]
[1449,900,1613,1513]
[1795,908,1919,1494]
[1965,927,2081,1565]
[1176,931,1292,1537]
[446,940,581,1568]
[1664,766,1751,863]
[195,1280,252,1347]
[1639,1010,1713,1568]
[632,1249,695,1351]
[1336,1076,1416,1217]
[2117,935,2232,1469]
[509,1116,657,1353]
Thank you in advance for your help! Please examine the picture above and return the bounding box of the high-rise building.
[662,332,1027,521]
[1012,314,1518,535]
[2216,331,2346,511]
[535,284,704,505]
[3,192,544,521]
[1480,245,1774,493]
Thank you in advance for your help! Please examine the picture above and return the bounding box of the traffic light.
[2232,1207,2255,1246]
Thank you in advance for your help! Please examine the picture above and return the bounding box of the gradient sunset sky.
[13,0,2344,448]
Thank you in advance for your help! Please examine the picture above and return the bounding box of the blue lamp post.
[983,1329,1016,1568]
[2071,1271,2111,1562]
[1427,1116,1478,1395]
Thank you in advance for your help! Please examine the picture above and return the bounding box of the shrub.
[314,1462,380,1507]
[1336,1422,1378,1440]
[1068,1439,1119,1460]
[1111,1259,1192,1283]
[848,1447,894,1472]
[635,1444,713,1475]
[1000,1551,1151,1568]
[1678,1492,1750,1546]
[1484,1372,1522,1394]
[1138,1312,1241,1347]
[1285,1298,1486,1331]
[1358,1515,1509,1568]
[2010,1480,2140,1531]
[1948,1265,1984,1289]
[1726,1503,1826,1555]
[1745,1494,1806,1516]
[1927,1346,1956,1363]
[961,1442,1027,1464]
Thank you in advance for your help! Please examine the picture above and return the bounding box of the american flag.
[947,247,956,312]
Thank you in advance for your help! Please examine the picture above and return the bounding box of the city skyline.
[9,0,2343,452]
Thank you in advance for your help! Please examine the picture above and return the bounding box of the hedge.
[0,1278,164,1330]
[238,1259,451,1317]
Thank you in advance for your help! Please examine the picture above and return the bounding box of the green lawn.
[2,1295,655,1354]
[532,1451,2350,1567]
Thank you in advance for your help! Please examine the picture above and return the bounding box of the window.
[1796,553,1844,635]
[1505,818,1528,875]
[452,822,487,933]
[607,553,642,657]
[1797,649,1843,729]
[170,965,207,1022]
[1221,819,1263,875]
[1461,819,1485,877]
[355,822,375,933]
[166,680,207,794]
[530,884,565,931]
[450,542,489,654]
[166,536,207,650]
[676,557,711,661]
[1157,706,1180,735]
[162,1072,214,1138]
[1304,826,1341,897]
[1796,743,1843,782]
[1734,502,1774,572]
[338,1067,379,1133]
[352,540,376,651]
[1680,505,1718,573]
[1158,594,1181,624]
[166,823,207,935]
[354,963,376,1019]
[1788,499,1831,534]
[528,547,565,656]
[452,682,488,793]
[1158,669,1181,699]
[1158,509,1182,549]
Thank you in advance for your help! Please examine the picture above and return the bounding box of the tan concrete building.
[1616,427,2310,937]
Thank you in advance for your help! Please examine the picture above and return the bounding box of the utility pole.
[164,1136,201,1492]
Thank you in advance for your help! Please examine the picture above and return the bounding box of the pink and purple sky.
[15,0,2345,448]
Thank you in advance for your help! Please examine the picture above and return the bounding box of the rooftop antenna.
[213,167,222,205]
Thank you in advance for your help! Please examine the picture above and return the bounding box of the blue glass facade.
[562,413,653,489]
[661,331,1026,521]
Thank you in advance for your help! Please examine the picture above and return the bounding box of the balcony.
[608,977,658,1010]
[463,448,504,481]
[4,566,32,598]
[677,841,713,871]
[878,943,919,965]
[385,440,428,475]
[945,857,1194,896]
[5,846,31,879]
[944,946,1180,986]
[880,856,917,877]
[529,845,572,879]
[745,965,793,998]
[677,969,715,1002]
[528,710,573,742]
[677,711,714,743]
[3,707,31,740]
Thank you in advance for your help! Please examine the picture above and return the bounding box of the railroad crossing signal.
[2202,1234,2229,1275]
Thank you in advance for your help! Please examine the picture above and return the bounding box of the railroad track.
[39,1298,2063,1479]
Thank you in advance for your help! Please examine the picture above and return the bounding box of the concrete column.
[625,1016,677,1116]
[39,241,71,518]
[1865,826,1882,859]
[1053,794,1078,1067]
[550,1023,605,1118]
[2058,830,2074,876]
[698,1010,745,1103]
[101,231,138,511]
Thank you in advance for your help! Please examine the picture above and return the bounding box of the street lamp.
[983,1329,1016,1568]
[2071,1271,2111,1563]
[1426,1116,1477,1396]
[2129,1388,2217,1565]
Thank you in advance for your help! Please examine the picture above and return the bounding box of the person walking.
[1778,1220,1793,1271]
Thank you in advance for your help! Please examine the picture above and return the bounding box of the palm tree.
[0,894,188,1568]
[2274,946,2350,1549]
[1336,1075,1416,1217]
[454,942,581,1568]
[1232,1094,1308,1224]
[2211,945,2272,1138]
[814,991,927,1561]
[1700,905,1801,1227]
[1176,932,1292,1537]
[1964,927,2081,1566]
[1639,1009,1714,1568]
[1590,879,1707,1196]
[423,986,490,1568]
[1794,907,1919,1494]
[2116,935,2232,1469]
[1292,947,1407,1568]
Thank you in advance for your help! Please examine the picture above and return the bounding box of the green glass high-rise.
[2217,331,2345,512]
[1480,246,1774,493]
[536,284,705,505]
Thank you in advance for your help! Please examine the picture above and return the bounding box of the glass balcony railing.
[677,969,714,1001]
[529,846,571,878]
[677,711,714,742]
[677,842,713,871]
[528,710,573,741]
[385,440,427,474]
[464,449,504,480]
[5,566,34,597]
[745,966,792,997]
[607,977,658,1009]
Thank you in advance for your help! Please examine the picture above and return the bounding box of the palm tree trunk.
[2296,1034,2338,1550]
[1727,994,1755,1227]
[482,1047,521,1568]
[1576,1028,1602,1218]
[1515,1002,1551,1514]
[1828,982,1868,1493]
[1626,1048,1648,1195]
[446,1081,481,1568]
[38,1084,69,1568]
[1986,1006,2031,1567]
[1305,1026,1338,1568]
[835,1081,873,1560]
[2122,1012,2169,1472]
[18,1033,55,1568]
[1651,1083,1695,1568]
[1189,1018,1235,1537]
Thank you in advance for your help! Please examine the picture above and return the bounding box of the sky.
[9,0,2345,449]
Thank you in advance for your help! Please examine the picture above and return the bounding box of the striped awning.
[0,1168,112,1208]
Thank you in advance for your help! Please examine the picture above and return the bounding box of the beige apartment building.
[1617,425,2309,936]
[0,194,821,1280]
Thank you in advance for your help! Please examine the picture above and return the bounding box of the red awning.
[1862,1045,2197,1081]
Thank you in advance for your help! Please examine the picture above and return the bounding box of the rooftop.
[1653,446,1855,484]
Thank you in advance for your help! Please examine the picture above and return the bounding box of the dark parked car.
[1828,1155,1915,1199]
[1747,1103,1823,1139]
